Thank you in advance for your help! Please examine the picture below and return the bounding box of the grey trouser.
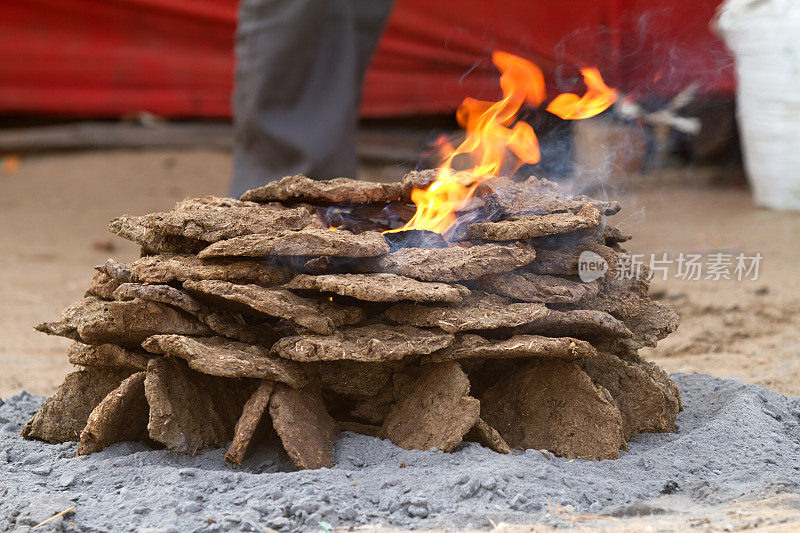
[230,0,393,197]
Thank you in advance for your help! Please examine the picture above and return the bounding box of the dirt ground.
[0,149,798,401]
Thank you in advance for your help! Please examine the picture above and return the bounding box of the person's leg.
[231,0,356,197]
[230,0,393,198]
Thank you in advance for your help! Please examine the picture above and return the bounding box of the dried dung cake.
[198,310,282,346]
[271,324,454,362]
[113,283,204,315]
[131,254,290,286]
[466,418,513,454]
[183,279,364,334]
[269,384,340,469]
[480,360,626,460]
[172,196,263,211]
[21,368,134,443]
[110,205,313,244]
[241,174,403,204]
[286,273,469,303]
[489,176,620,218]
[302,360,396,398]
[35,297,211,347]
[458,203,602,241]
[473,270,599,303]
[68,342,152,371]
[142,335,307,387]
[566,275,680,355]
[518,308,633,341]
[529,242,619,277]
[86,270,123,300]
[198,228,390,259]
[111,282,277,344]
[24,171,681,468]
[225,381,275,464]
[357,242,537,282]
[380,362,480,452]
[400,169,438,198]
[77,372,150,455]
[421,334,596,363]
[385,292,549,333]
[580,351,680,438]
[144,357,253,454]
[97,258,133,283]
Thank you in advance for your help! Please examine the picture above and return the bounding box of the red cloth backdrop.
[0,0,734,119]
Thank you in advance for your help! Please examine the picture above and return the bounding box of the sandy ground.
[1,149,798,399]
[614,172,800,397]
[0,149,232,397]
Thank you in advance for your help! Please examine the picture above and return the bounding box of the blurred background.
[0,0,798,398]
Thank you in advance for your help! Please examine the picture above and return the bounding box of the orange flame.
[545,67,617,120]
[392,54,616,235]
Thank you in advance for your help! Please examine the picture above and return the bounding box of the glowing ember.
[390,53,616,235]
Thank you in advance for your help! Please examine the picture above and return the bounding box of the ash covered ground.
[1,373,799,532]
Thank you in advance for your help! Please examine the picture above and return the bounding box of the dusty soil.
[3,373,799,531]
[0,150,798,400]
[617,175,800,397]
[0,149,230,397]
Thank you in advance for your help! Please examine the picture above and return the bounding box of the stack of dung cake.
[23,172,680,469]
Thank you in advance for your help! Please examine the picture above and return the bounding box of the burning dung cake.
[23,172,680,468]
[22,52,679,468]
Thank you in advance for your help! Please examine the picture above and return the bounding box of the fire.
[545,67,617,120]
[389,52,545,235]
[390,53,616,236]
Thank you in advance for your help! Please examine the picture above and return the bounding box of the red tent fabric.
[0,0,734,119]
[1,0,236,118]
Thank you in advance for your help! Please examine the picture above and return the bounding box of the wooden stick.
[32,505,76,530]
